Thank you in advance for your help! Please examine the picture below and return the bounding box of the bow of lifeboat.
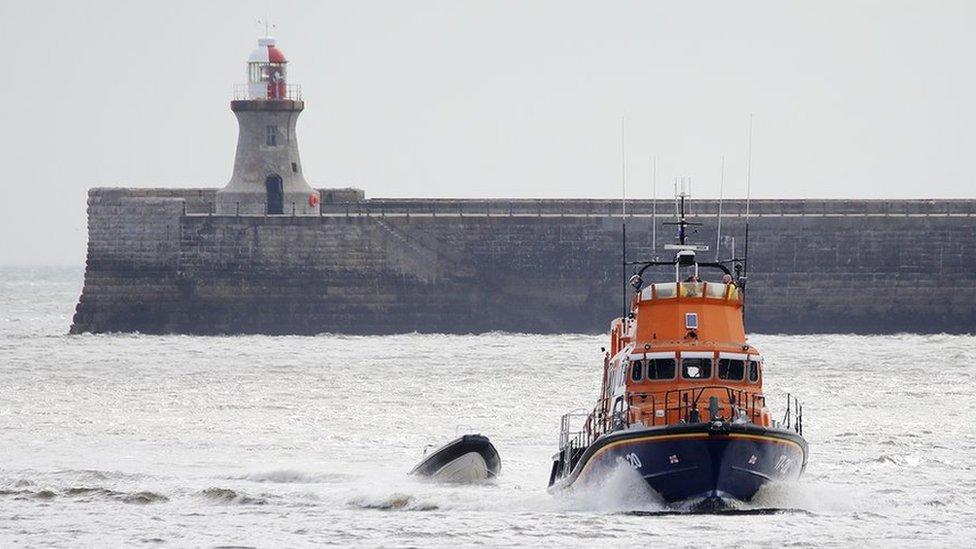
[547,273,808,509]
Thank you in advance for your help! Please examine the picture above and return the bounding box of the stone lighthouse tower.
[216,36,319,215]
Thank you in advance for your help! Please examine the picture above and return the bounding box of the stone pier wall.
[71,189,976,335]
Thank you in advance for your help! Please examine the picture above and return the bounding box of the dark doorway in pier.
[265,174,283,214]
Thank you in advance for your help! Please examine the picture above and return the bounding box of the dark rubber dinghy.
[409,434,501,483]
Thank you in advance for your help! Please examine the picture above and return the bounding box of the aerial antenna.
[621,117,627,218]
[663,181,702,248]
[673,177,680,217]
[743,114,754,282]
[716,156,725,261]
[620,117,627,317]
[257,17,276,36]
[651,156,657,254]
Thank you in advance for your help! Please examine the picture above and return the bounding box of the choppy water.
[1,267,974,547]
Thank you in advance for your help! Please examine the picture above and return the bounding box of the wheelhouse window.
[266,125,278,146]
[718,359,745,380]
[630,360,643,382]
[646,359,676,380]
[748,361,760,382]
[682,358,712,379]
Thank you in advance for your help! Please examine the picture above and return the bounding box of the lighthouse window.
[266,125,278,146]
[682,358,712,380]
[630,360,643,382]
[646,359,676,380]
[718,359,745,380]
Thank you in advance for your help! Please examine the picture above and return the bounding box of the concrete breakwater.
[70,189,976,335]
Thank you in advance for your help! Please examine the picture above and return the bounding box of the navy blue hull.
[549,423,807,507]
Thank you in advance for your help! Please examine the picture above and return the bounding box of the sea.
[0,266,974,548]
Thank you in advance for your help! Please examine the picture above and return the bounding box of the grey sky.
[1,1,973,266]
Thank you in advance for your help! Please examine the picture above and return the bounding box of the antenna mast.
[620,117,627,317]
[746,114,753,218]
[621,117,626,218]
[673,177,680,218]
[744,114,753,281]
[716,156,725,261]
[651,156,657,254]
[661,180,703,247]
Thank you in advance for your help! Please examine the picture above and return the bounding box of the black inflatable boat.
[409,434,501,483]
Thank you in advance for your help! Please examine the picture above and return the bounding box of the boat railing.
[557,398,622,455]
[779,392,804,436]
[556,389,801,475]
[557,410,590,449]
[623,386,765,427]
[621,386,803,435]
[556,410,598,474]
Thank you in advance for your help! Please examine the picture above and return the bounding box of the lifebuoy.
[308,193,320,207]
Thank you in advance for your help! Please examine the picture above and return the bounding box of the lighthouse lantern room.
[217,35,319,216]
[247,37,289,100]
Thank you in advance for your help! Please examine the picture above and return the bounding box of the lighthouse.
[216,36,319,215]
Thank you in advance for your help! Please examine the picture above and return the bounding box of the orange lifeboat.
[547,192,808,509]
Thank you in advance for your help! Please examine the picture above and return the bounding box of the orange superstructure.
[594,277,773,439]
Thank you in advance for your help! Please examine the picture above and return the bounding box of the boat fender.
[308,193,320,207]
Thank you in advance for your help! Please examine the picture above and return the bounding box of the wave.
[549,463,667,513]
[122,491,169,504]
[197,487,268,505]
[348,493,439,511]
[0,488,56,500]
[749,480,861,513]
[233,469,352,484]
[0,485,168,504]
[48,468,152,482]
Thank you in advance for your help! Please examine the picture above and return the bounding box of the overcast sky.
[1,1,973,266]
